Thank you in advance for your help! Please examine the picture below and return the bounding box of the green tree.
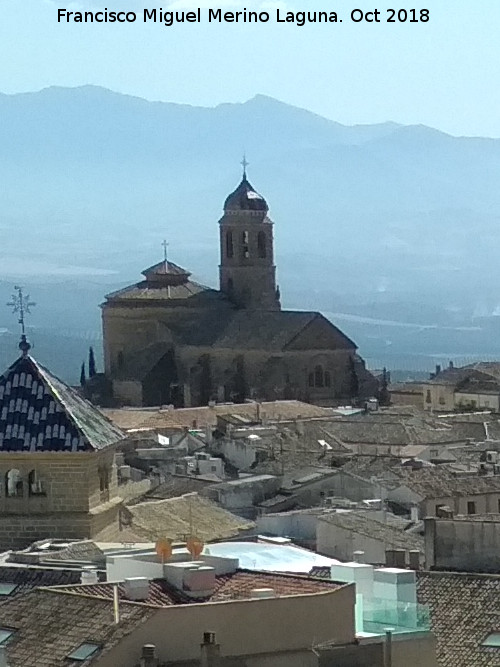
[80,362,86,387]
[88,346,96,377]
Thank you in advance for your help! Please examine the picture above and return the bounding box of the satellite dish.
[155,537,172,562]
[186,537,204,559]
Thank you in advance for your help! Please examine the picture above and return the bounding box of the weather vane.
[7,286,36,336]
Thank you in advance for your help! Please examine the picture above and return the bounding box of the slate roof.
[0,588,154,666]
[54,569,343,607]
[0,355,124,452]
[317,511,424,554]
[417,570,500,667]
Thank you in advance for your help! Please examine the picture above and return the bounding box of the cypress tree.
[80,362,86,387]
[88,346,96,377]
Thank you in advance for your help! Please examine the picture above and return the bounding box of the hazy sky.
[1,0,499,136]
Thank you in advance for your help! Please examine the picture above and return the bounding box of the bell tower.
[219,161,280,310]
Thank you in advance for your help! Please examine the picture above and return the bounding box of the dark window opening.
[425,390,431,404]
[314,365,324,388]
[467,501,476,515]
[226,231,234,258]
[324,371,331,387]
[257,231,267,258]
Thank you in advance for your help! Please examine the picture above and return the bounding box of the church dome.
[224,176,268,213]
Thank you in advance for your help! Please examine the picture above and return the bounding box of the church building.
[101,169,377,407]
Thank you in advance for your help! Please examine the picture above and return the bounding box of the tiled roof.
[105,278,212,302]
[317,511,424,554]
[54,569,343,607]
[0,588,154,666]
[417,570,500,667]
[124,493,254,542]
[389,467,500,498]
[102,400,334,431]
[0,565,82,602]
[39,541,106,564]
[0,356,124,452]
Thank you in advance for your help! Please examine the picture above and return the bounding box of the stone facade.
[0,445,122,550]
[101,172,377,408]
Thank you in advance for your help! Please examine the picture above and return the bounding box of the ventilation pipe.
[140,644,159,667]
[200,632,221,667]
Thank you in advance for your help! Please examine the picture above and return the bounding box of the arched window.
[314,365,324,388]
[257,231,267,258]
[28,470,46,496]
[226,231,234,258]
[5,470,23,497]
[241,231,250,258]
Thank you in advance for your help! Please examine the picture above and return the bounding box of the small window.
[5,470,23,498]
[211,465,217,472]
[0,584,17,597]
[257,230,267,258]
[0,628,15,645]
[28,470,46,497]
[241,230,250,258]
[226,230,234,258]
[482,632,500,647]
[314,365,324,388]
[425,389,431,404]
[67,642,101,661]
[467,501,476,515]
[438,395,445,405]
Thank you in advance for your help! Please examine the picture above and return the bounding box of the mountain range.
[1,85,500,382]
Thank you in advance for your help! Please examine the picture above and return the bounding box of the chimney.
[408,550,421,571]
[353,550,365,563]
[410,505,419,522]
[435,364,441,376]
[80,567,99,585]
[140,644,159,667]
[392,549,406,568]
[449,360,454,369]
[200,632,221,667]
[123,577,150,601]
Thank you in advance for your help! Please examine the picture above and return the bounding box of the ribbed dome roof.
[224,176,268,212]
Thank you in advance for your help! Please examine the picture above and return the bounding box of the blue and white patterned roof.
[0,355,124,452]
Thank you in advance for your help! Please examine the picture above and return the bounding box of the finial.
[161,239,169,267]
[18,334,31,357]
[241,154,249,179]
[7,286,35,355]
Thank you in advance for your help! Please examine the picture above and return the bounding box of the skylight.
[0,628,15,645]
[67,643,101,661]
[0,583,17,596]
[482,632,500,647]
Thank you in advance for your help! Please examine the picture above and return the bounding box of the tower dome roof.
[224,176,268,212]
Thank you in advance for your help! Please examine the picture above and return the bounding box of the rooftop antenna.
[241,154,249,179]
[7,286,35,356]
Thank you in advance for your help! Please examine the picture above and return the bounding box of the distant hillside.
[1,86,500,382]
